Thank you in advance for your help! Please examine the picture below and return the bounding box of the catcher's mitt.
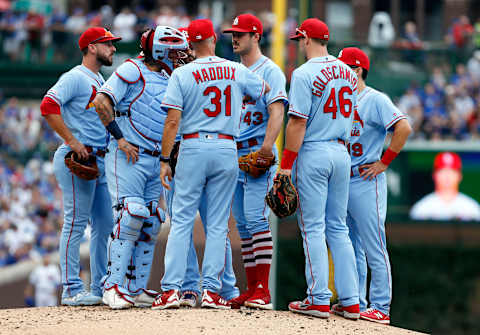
[238,151,275,178]
[265,174,298,218]
[169,141,180,177]
[64,151,99,180]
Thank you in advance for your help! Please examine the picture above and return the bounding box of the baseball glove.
[169,141,180,177]
[238,151,275,178]
[64,151,99,180]
[265,174,298,218]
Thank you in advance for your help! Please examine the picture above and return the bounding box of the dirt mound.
[0,306,425,335]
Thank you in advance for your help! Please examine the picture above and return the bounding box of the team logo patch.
[233,17,239,25]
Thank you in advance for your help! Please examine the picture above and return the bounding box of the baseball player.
[92,26,189,309]
[28,255,61,306]
[278,18,360,319]
[335,47,412,324]
[410,152,480,220]
[40,27,120,306]
[165,27,240,307]
[153,18,269,310]
[223,13,287,309]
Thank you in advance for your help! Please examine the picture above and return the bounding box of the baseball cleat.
[228,291,252,309]
[151,289,180,310]
[133,289,158,307]
[179,290,199,308]
[288,299,330,318]
[102,285,134,309]
[360,308,390,324]
[201,289,230,309]
[244,284,273,310]
[331,303,360,320]
[61,291,103,306]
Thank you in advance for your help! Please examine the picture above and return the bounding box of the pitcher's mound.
[1,306,425,334]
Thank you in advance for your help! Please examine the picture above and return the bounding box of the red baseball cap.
[290,18,329,41]
[434,152,462,171]
[78,27,121,50]
[223,14,263,35]
[338,47,370,71]
[188,19,215,42]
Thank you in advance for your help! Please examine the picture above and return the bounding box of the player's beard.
[97,52,113,66]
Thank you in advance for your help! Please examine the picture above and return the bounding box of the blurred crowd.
[0,4,275,63]
[0,97,62,267]
[398,51,480,140]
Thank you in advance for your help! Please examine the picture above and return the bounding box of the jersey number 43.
[323,87,353,119]
[203,85,232,117]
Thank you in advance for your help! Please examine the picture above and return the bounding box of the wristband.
[160,155,170,163]
[280,149,298,170]
[106,120,123,140]
[381,148,398,166]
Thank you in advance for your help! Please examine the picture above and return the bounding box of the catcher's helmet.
[140,26,188,70]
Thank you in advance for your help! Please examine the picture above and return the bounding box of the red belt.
[350,166,367,177]
[85,146,107,158]
[183,132,234,140]
[237,138,259,150]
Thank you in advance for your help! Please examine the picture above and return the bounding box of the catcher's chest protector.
[128,59,169,142]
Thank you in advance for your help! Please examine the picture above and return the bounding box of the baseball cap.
[223,14,263,35]
[338,47,370,71]
[290,18,329,41]
[188,19,215,42]
[434,152,462,171]
[78,27,121,50]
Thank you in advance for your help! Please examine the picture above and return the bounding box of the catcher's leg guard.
[127,202,165,295]
[104,197,149,288]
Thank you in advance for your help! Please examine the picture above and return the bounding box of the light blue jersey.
[45,65,108,146]
[349,86,406,167]
[161,56,266,137]
[99,59,169,151]
[288,55,358,142]
[238,55,287,142]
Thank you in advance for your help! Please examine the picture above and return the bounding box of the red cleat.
[151,289,180,310]
[360,308,390,324]
[331,303,360,320]
[288,298,330,318]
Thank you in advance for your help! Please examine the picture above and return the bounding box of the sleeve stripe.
[161,102,183,111]
[45,93,61,106]
[267,95,288,105]
[385,115,407,129]
[288,110,309,119]
[98,88,118,105]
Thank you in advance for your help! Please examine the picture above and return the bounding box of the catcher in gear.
[265,174,298,218]
[238,150,275,178]
[93,25,189,309]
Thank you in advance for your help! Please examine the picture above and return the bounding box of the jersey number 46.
[323,86,353,119]
[203,85,232,117]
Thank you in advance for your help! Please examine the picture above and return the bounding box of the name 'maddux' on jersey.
[162,55,265,138]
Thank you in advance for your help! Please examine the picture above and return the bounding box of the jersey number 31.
[323,87,353,119]
[203,85,232,117]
